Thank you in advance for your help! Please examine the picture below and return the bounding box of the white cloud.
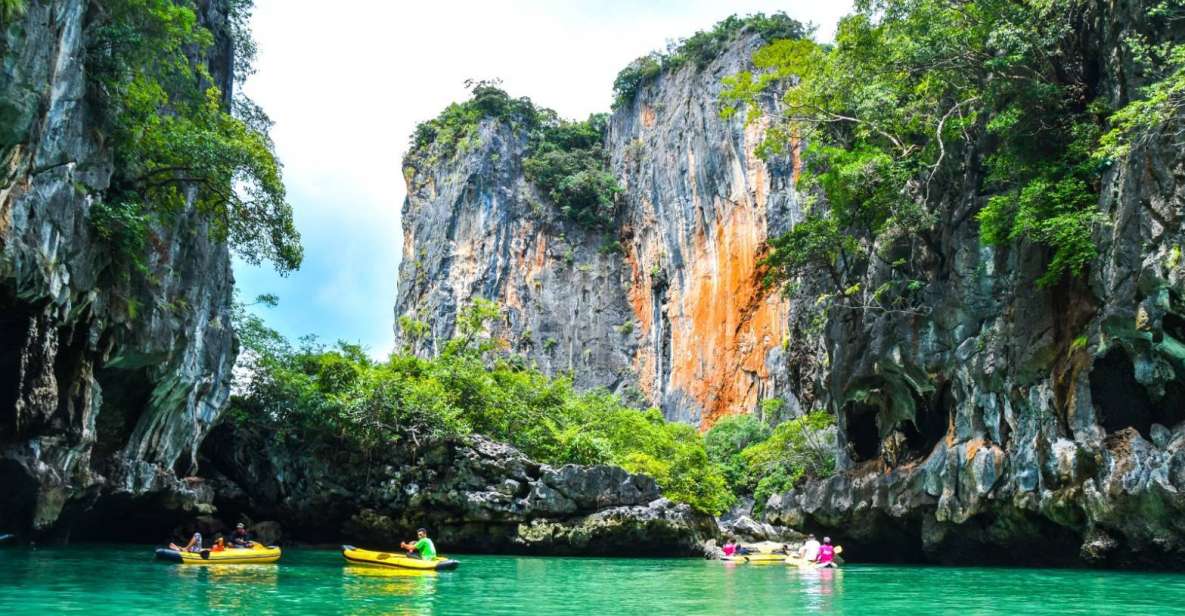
[235,0,854,358]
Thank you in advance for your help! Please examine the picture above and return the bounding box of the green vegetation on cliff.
[723,0,1185,298]
[408,81,620,227]
[0,0,23,23]
[86,0,301,273]
[704,412,835,512]
[612,13,810,109]
[231,298,732,515]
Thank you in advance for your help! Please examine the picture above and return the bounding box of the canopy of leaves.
[704,412,836,512]
[1099,3,1185,161]
[612,13,810,109]
[409,81,621,228]
[230,298,732,515]
[722,0,1183,296]
[0,0,23,23]
[86,0,301,274]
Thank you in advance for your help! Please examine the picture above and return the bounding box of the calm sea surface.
[2,544,1184,614]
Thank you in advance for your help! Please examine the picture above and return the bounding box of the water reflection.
[173,564,279,612]
[176,563,280,582]
[792,566,843,612]
[342,565,437,600]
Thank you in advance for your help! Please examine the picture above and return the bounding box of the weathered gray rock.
[719,515,802,544]
[394,30,801,427]
[761,1,1185,568]
[0,0,237,541]
[202,432,717,555]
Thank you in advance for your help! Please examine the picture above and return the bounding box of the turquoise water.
[3,545,1185,614]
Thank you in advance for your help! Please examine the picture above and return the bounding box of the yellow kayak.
[722,552,789,564]
[787,545,844,568]
[341,545,460,571]
[155,543,281,565]
[721,545,844,567]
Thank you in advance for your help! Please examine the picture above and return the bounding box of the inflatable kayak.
[342,545,459,571]
[722,552,789,564]
[155,543,282,564]
[786,545,844,568]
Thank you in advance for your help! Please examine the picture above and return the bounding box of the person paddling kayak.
[229,522,255,548]
[816,537,836,566]
[400,528,436,560]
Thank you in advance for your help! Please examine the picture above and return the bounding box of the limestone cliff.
[761,1,1185,568]
[395,32,800,426]
[0,0,236,540]
[396,5,1185,568]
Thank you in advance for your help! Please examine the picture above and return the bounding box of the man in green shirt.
[401,528,437,560]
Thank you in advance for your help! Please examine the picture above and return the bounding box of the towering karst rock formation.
[395,32,800,427]
[0,0,237,540]
[764,1,1185,568]
[398,3,1185,567]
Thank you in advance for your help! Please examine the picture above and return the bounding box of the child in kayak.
[722,538,738,557]
[211,536,227,553]
[169,532,202,553]
[816,537,836,566]
[401,528,437,560]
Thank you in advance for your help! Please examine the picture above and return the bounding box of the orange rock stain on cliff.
[673,203,788,428]
[504,228,549,312]
[625,201,790,428]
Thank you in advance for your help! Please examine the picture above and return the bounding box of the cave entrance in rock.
[0,459,37,532]
[844,401,880,462]
[1164,313,1185,344]
[903,381,953,458]
[93,367,154,462]
[1089,349,1185,438]
[0,301,32,438]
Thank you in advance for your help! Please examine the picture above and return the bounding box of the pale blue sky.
[234,0,853,357]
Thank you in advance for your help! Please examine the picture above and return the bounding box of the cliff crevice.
[0,0,237,541]
[395,31,802,426]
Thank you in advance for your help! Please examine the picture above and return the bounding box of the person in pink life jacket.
[722,538,738,557]
[816,537,836,565]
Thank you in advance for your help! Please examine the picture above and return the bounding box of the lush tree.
[703,411,836,511]
[1098,2,1185,160]
[722,0,1177,298]
[408,83,621,228]
[229,298,734,515]
[612,13,810,109]
[86,0,301,274]
[703,414,771,492]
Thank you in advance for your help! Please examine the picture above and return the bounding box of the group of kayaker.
[168,523,256,553]
[165,524,435,560]
[721,534,837,566]
[798,534,836,566]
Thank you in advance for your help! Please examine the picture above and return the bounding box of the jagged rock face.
[201,431,718,555]
[0,0,236,540]
[395,122,639,394]
[609,36,799,425]
[764,1,1185,568]
[395,33,800,425]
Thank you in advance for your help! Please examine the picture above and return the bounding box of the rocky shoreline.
[196,432,719,556]
[4,1,1185,569]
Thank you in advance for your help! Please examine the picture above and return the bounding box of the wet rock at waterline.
[201,433,717,555]
[759,0,1185,568]
[0,0,236,542]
